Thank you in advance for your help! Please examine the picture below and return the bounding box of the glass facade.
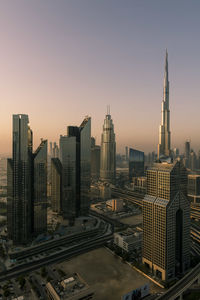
[11,114,32,244]
[33,140,47,234]
[59,117,91,220]
[8,115,48,244]
[51,158,62,213]
[129,148,144,181]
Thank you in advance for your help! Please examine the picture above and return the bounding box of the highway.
[112,187,200,221]
[0,232,113,282]
[157,262,200,300]
[9,226,100,260]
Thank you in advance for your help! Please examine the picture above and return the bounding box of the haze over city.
[1,1,200,154]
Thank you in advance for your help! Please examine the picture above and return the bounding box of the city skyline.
[1,1,200,154]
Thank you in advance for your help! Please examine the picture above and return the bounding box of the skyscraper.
[59,117,91,221]
[184,140,190,168]
[7,115,48,244]
[33,139,47,234]
[91,137,100,180]
[158,50,171,158]
[100,108,116,184]
[142,159,190,281]
[8,114,33,244]
[129,148,144,181]
[51,158,62,213]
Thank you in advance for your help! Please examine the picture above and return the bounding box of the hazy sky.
[1,1,200,155]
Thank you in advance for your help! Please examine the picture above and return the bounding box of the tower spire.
[158,50,171,158]
[164,49,168,90]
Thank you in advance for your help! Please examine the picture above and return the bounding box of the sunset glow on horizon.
[1,1,200,155]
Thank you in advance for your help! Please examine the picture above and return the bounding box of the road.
[0,233,113,282]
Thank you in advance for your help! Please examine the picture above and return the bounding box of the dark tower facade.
[7,115,47,244]
[59,117,91,221]
[33,139,47,234]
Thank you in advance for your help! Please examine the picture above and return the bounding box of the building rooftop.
[46,272,93,300]
[143,195,169,207]
[148,162,174,172]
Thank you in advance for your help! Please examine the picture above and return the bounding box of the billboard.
[122,284,150,300]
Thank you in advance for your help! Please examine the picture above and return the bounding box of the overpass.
[157,263,200,300]
[0,231,113,282]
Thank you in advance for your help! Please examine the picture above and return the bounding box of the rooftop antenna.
[107,105,110,115]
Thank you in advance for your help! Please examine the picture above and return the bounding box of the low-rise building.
[112,199,123,212]
[46,273,94,300]
[114,229,142,253]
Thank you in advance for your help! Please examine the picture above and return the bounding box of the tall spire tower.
[100,108,116,184]
[158,50,171,158]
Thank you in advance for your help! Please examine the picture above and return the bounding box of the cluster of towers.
[7,110,116,244]
[7,115,47,244]
[6,51,190,283]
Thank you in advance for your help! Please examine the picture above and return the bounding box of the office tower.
[158,50,171,158]
[100,109,116,184]
[51,158,62,213]
[7,159,13,239]
[173,148,179,159]
[142,159,190,281]
[53,142,59,158]
[7,114,48,244]
[188,175,200,203]
[60,117,91,221]
[91,137,100,180]
[190,150,197,171]
[49,142,53,157]
[184,141,190,168]
[8,114,33,244]
[125,146,129,161]
[91,137,96,148]
[33,139,47,234]
[129,148,144,181]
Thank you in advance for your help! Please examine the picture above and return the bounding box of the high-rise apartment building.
[100,109,116,184]
[7,114,47,244]
[33,139,47,234]
[51,158,62,213]
[142,159,190,281]
[158,50,171,158]
[59,117,91,221]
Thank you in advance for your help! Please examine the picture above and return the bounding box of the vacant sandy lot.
[57,247,163,300]
[120,213,143,226]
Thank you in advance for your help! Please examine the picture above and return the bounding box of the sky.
[1,0,200,155]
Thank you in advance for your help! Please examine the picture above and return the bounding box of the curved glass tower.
[100,109,116,184]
